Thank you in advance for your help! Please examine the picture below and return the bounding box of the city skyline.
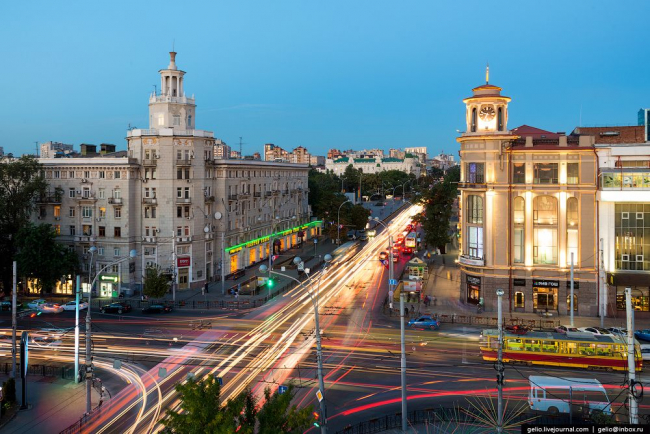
[2,1,650,158]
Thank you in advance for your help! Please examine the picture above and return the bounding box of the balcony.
[458,255,485,267]
[176,236,193,244]
[176,158,192,166]
[74,235,93,243]
[75,193,97,202]
[272,190,281,196]
[108,197,123,205]
[239,191,251,198]
[204,195,215,203]
[228,194,238,201]
[142,159,157,166]
[254,192,261,198]
[205,233,213,240]
[175,197,192,204]
[142,236,157,243]
[35,194,62,204]
[265,191,272,197]
[142,197,157,205]
[601,170,650,190]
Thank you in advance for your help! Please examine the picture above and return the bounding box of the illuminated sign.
[177,257,191,267]
[225,221,322,253]
[100,275,119,282]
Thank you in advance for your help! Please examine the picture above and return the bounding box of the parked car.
[641,344,650,362]
[379,251,388,261]
[100,302,132,314]
[555,325,579,334]
[408,316,440,330]
[635,330,650,342]
[62,300,89,311]
[358,230,368,241]
[38,303,64,314]
[27,299,47,310]
[142,304,172,314]
[505,325,529,335]
[607,327,628,336]
[0,301,12,311]
[347,230,357,241]
[577,327,613,336]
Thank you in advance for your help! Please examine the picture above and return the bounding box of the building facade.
[34,52,315,296]
[325,155,421,176]
[457,77,599,316]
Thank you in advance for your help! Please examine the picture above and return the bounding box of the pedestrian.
[204,282,209,294]
[404,307,409,317]
[411,304,415,314]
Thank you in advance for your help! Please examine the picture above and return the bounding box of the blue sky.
[1,1,648,158]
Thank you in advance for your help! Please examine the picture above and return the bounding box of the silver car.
[38,303,64,314]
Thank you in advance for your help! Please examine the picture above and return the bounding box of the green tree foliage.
[2,377,16,403]
[14,223,78,294]
[256,384,313,434]
[414,166,460,253]
[162,376,311,434]
[143,265,170,298]
[344,204,371,235]
[0,156,47,292]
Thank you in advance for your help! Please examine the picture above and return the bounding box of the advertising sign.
[177,257,191,268]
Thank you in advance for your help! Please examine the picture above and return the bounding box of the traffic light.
[313,411,320,428]
[267,278,275,288]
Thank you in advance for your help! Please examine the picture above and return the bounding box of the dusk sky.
[2,1,648,158]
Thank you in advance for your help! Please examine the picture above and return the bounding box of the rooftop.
[572,125,646,144]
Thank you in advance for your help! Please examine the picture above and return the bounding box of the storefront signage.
[177,257,191,267]
[467,275,481,286]
[566,281,580,290]
[229,247,242,255]
[100,275,118,282]
[245,236,270,249]
[513,278,526,287]
[225,220,323,254]
[533,279,559,288]
[459,255,485,267]
[403,280,421,292]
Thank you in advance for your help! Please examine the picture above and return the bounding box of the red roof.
[571,126,645,144]
[511,125,561,140]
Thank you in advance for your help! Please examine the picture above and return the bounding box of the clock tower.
[463,66,511,134]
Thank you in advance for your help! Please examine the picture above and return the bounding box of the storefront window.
[566,294,578,312]
[616,287,650,311]
[514,291,524,308]
[615,204,650,271]
[466,275,481,305]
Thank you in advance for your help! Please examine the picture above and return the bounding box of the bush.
[3,378,16,404]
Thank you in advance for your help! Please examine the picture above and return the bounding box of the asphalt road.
[1,204,648,432]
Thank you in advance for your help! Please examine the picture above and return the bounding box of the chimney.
[100,143,116,154]
[525,136,534,148]
[80,144,97,156]
[559,136,567,147]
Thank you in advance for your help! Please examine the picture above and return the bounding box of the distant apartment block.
[325,154,421,176]
[213,139,231,159]
[40,141,75,158]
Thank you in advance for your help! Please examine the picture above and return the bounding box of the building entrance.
[533,287,558,311]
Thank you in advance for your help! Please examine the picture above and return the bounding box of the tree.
[143,265,170,298]
[256,384,313,434]
[0,156,47,292]
[343,204,371,235]
[14,223,78,295]
[162,376,312,434]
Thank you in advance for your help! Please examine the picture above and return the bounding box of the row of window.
[465,162,580,185]
[50,170,124,180]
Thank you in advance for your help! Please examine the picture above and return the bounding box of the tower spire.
[486,62,490,84]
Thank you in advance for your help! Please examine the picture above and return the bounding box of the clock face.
[479,105,496,121]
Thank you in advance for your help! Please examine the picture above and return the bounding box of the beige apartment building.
[457,76,600,316]
[33,52,314,296]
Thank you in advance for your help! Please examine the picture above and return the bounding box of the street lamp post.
[259,254,333,434]
[337,200,351,245]
[370,216,405,431]
[85,249,136,413]
[496,288,505,433]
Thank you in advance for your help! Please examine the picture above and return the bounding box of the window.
[82,187,90,198]
[177,226,182,237]
[471,108,477,132]
[616,287,650,311]
[114,171,121,179]
[114,208,121,218]
[533,195,558,225]
[184,187,190,199]
[151,169,157,180]
[497,107,504,131]
[82,206,92,218]
[567,163,579,184]
[514,228,524,264]
[615,204,650,271]
[145,207,150,218]
[99,171,105,179]
[54,170,60,179]
[567,294,578,312]
[99,207,106,218]
[84,171,90,179]
[114,227,121,237]
[513,163,525,184]
[567,197,579,263]
[513,197,525,224]
[467,226,483,259]
[188,115,192,127]
[69,188,76,198]
[177,245,190,255]
[177,206,182,218]
[467,195,483,224]
[69,226,76,236]
[533,196,558,265]
[69,207,75,217]
[177,188,182,198]
[151,207,156,218]
[514,291,524,308]
[54,225,61,235]
[533,163,558,184]
[82,225,92,236]
[99,189,105,199]
[114,247,121,257]
[39,207,46,218]
[54,206,61,218]
[466,163,484,183]
[173,115,181,126]
[98,246,104,256]
[99,226,105,237]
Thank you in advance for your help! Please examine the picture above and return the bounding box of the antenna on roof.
[172,39,175,52]
[486,62,490,84]
[579,104,583,127]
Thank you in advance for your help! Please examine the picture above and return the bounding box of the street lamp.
[259,254,333,433]
[496,288,505,433]
[337,200,351,245]
[370,215,406,432]
[85,249,136,413]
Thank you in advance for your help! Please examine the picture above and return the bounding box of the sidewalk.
[0,375,100,434]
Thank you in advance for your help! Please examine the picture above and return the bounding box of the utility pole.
[172,231,177,303]
[570,252,574,327]
[625,287,638,424]
[496,288,505,433]
[221,231,226,295]
[11,261,17,378]
[74,275,80,383]
[600,238,605,328]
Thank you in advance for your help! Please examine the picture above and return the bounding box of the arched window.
[471,108,477,132]
[497,107,504,131]
[567,197,579,263]
[513,197,525,263]
[533,195,558,265]
[567,294,578,312]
